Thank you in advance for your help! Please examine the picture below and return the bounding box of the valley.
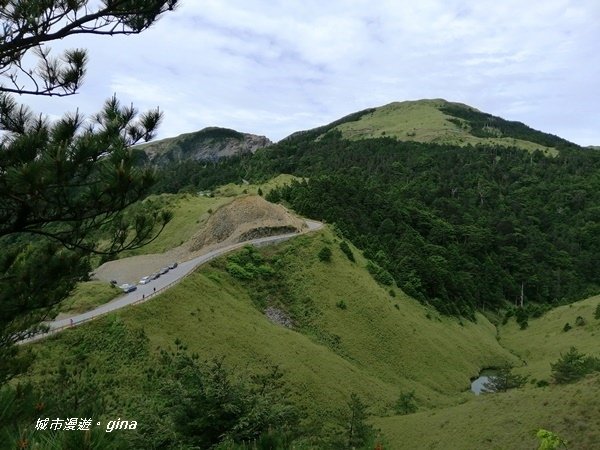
[3,100,600,449]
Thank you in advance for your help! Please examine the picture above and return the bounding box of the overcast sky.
[22,0,600,145]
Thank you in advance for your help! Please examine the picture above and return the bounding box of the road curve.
[20,219,323,344]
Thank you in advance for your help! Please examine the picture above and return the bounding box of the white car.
[119,283,137,293]
[139,276,151,285]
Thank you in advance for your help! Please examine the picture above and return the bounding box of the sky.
[19,0,600,145]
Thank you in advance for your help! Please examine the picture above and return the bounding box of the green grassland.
[23,223,600,448]
[374,372,600,450]
[373,296,600,449]
[57,281,121,315]
[332,99,558,155]
[499,295,600,381]
[124,174,303,256]
[26,227,514,433]
[120,193,233,256]
[212,173,304,198]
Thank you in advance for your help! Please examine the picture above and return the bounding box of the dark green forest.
[153,127,600,317]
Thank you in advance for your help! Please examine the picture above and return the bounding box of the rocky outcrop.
[133,127,272,166]
[189,196,306,251]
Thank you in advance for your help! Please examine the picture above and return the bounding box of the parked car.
[151,272,160,280]
[120,283,137,293]
[139,276,151,285]
[168,262,178,269]
[159,267,169,275]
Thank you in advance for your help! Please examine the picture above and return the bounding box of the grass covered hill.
[328,99,578,155]
[377,294,600,449]
[9,226,517,448]
[10,224,600,448]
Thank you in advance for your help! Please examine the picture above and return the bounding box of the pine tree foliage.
[0,0,176,379]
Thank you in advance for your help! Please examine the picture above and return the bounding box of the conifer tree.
[0,0,177,380]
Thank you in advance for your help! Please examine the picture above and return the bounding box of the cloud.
[12,0,600,145]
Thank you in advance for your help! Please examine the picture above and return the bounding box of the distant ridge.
[132,126,272,166]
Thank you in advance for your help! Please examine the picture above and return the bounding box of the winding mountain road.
[20,219,323,345]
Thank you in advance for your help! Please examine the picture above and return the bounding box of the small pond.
[470,369,499,395]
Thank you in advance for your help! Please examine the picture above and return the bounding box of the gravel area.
[92,196,306,286]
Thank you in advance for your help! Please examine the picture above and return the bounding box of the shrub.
[226,262,252,280]
[394,391,418,415]
[595,303,600,320]
[256,264,275,277]
[388,289,396,297]
[515,308,529,330]
[575,315,585,326]
[536,380,549,388]
[336,300,347,310]
[536,429,567,450]
[563,322,572,332]
[339,241,355,262]
[366,260,394,286]
[318,246,332,262]
[257,187,263,196]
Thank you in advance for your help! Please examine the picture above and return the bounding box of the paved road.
[20,219,323,344]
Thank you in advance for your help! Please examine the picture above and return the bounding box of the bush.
[336,300,347,310]
[536,429,567,450]
[226,262,252,280]
[318,246,332,262]
[366,260,394,286]
[575,315,585,326]
[515,308,529,330]
[595,303,600,320]
[563,322,572,332]
[536,379,549,387]
[162,353,298,448]
[339,241,355,262]
[388,289,396,297]
[256,264,276,277]
[394,391,418,415]
[551,347,600,384]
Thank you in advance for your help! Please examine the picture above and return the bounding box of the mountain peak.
[320,99,578,154]
[133,127,272,166]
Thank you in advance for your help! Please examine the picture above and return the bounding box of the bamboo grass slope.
[26,228,512,422]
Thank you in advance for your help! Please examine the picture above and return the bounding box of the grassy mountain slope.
[376,294,600,450]
[26,228,515,428]
[122,174,302,257]
[57,176,305,316]
[375,372,600,450]
[328,99,578,155]
[499,295,600,380]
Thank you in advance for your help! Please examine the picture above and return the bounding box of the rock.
[265,307,294,328]
[134,127,272,167]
